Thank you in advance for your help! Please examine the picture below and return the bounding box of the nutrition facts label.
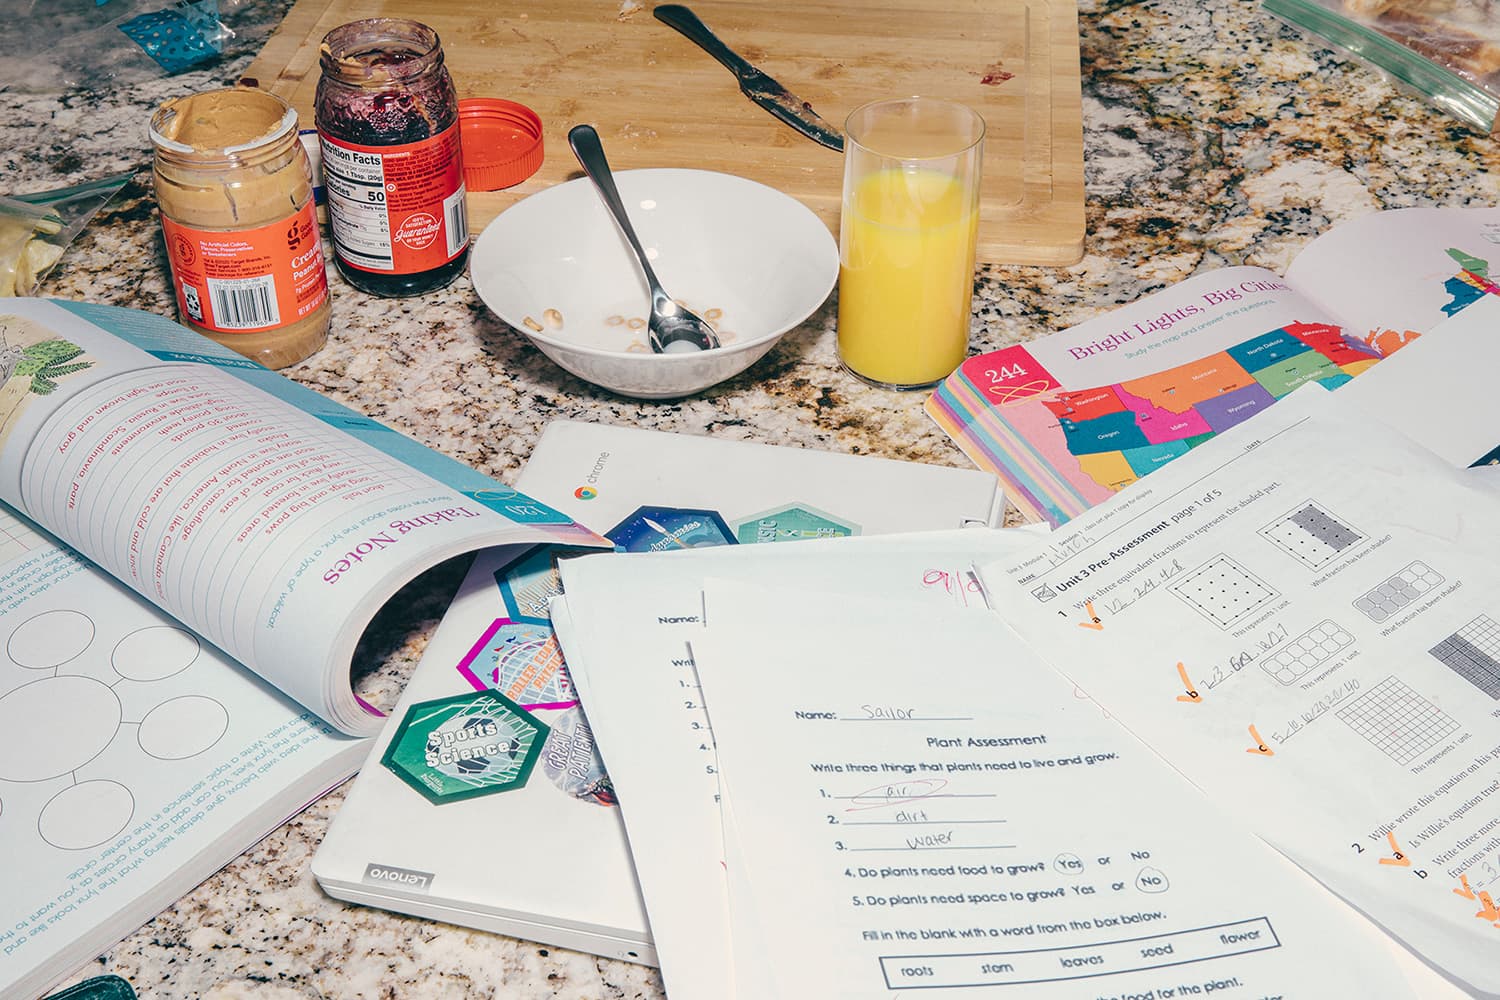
[320,126,465,275]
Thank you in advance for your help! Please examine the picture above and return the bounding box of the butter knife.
[653,4,844,152]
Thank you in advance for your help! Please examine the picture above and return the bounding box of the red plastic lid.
[458,98,544,191]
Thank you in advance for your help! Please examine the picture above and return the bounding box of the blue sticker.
[118,1,226,74]
[495,545,596,625]
[607,505,736,552]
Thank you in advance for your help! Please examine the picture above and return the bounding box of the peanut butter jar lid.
[459,98,544,191]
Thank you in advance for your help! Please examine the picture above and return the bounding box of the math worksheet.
[689,580,1453,998]
[982,387,1500,996]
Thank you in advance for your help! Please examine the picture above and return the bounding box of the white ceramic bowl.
[470,168,838,399]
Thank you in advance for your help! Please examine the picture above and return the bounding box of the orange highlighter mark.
[1476,891,1500,923]
[1175,662,1202,703]
[1454,874,1476,900]
[1245,724,1274,756]
[1379,831,1411,867]
[1079,601,1104,631]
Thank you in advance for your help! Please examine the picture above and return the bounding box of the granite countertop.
[3,0,1497,995]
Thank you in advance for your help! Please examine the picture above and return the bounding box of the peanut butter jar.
[151,87,331,369]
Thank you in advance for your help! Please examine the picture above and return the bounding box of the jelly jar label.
[320,123,467,276]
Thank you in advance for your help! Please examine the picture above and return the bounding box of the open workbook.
[928,206,1500,526]
[0,299,602,999]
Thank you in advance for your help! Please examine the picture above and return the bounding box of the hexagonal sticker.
[732,503,860,544]
[454,618,577,711]
[494,545,598,626]
[381,690,548,805]
[607,505,736,552]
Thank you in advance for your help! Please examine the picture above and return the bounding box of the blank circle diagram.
[138,696,229,760]
[39,780,134,850]
[7,609,95,669]
[0,676,121,782]
[112,626,201,682]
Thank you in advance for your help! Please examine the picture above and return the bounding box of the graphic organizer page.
[983,387,1500,996]
[0,502,360,1000]
[688,580,1450,999]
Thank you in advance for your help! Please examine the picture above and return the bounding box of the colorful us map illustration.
[929,247,1500,528]
[1444,247,1500,318]
[1012,323,1379,519]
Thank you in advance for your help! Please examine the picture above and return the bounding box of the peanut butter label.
[319,125,467,275]
[162,204,329,335]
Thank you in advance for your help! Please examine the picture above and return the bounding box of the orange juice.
[838,166,978,388]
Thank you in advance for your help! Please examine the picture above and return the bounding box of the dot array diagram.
[1169,555,1279,630]
[1258,500,1364,570]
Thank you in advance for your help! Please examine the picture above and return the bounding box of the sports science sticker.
[381,690,548,805]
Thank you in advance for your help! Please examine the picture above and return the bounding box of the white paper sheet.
[980,386,1500,996]
[689,580,1464,998]
[550,529,1044,1000]
[1327,293,1500,469]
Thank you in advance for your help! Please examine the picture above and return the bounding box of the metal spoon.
[567,124,720,353]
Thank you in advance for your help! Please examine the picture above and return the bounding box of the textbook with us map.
[928,206,1500,526]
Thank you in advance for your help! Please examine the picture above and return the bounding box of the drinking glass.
[837,97,985,390]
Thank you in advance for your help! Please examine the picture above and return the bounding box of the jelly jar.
[315,18,469,297]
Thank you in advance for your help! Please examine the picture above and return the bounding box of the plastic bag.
[1,171,135,296]
[1265,0,1500,132]
[2,0,273,93]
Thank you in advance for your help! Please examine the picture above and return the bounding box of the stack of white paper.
[552,527,1474,998]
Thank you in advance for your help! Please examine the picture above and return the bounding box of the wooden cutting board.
[246,0,1085,265]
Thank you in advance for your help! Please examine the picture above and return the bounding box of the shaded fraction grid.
[1335,676,1459,765]
[1258,500,1364,569]
[1169,555,1279,629]
[1429,615,1500,699]
[1352,561,1445,624]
